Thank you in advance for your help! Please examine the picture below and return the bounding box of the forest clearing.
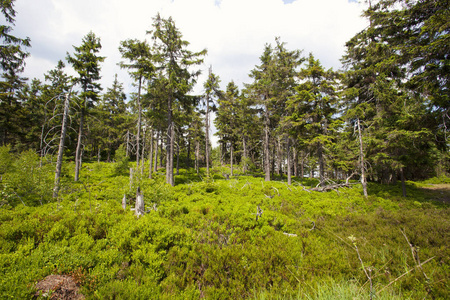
[1,0,449,298]
[0,157,449,299]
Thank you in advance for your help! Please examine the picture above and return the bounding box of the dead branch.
[377,256,435,295]
[400,228,430,281]
[308,172,357,192]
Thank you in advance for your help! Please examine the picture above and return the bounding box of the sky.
[12,0,368,145]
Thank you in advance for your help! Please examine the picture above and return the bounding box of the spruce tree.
[0,0,30,147]
[287,53,340,186]
[119,39,154,171]
[66,31,105,181]
[148,13,206,186]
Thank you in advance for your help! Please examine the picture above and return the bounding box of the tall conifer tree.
[149,13,206,186]
[66,31,105,181]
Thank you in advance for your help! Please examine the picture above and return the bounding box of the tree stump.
[135,187,144,217]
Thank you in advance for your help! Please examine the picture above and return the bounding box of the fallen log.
[308,172,357,192]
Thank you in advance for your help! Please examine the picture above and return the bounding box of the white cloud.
[12,0,367,146]
[14,0,367,89]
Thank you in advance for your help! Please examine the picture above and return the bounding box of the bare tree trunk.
[136,77,142,173]
[53,92,71,199]
[264,105,271,181]
[159,137,163,168]
[148,127,154,179]
[135,187,144,217]
[186,136,191,168]
[129,167,133,189]
[301,155,304,180]
[154,130,159,173]
[271,143,276,177]
[176,135,180,176]
[220,139,224,166]
[357,118,368,197]
[166,94,174,186]
[140,125,146,175]
[195,139,200,175]
[293,146,298,178]
[318,142,324,186]
[230,143,234,177]
[74,106,85,182]
[122,194,126,210]
[287,138,292,185]
[205,96,210,177]
[126,130,130,157]
[242,136,247,173]
[277,137,282,175]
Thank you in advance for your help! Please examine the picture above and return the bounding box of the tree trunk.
[230,143,234,177]
[271,143,276,177]
[287,138,292,185]
[195,140,200,175]
[357,118,368,198]
[135,187,144,217]
[186,136,191,168]
[159,136,163,168]
[154,130,159,173]
[205,93,210,177]
[136,77,142,173]
[126,130,130,157]
[242,136,247,173]
[107,146,111,162]
[176,135,180,176]
[264,103,271,181]
[277,137,282,175]
[220,139,224,166]
[74,107,85,182]
[300,154,304,180]
[97,147,101,163]
[400,167,407,197]
[293,146,298,178]
[166,94,174,186]
[53,92,71,199]
[148,127,154,179]
[129,167,133,189]
[140,125,146,175]
[318,142,324,186]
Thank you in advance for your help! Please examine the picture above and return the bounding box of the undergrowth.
[0,157,448,299]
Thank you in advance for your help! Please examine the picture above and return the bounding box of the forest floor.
[420,183,450,204]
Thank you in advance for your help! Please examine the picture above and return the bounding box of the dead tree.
[53,91,71,200]
[135,187,144,217]
[357,118,368,197]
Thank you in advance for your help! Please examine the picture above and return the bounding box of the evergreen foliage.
[0,1,449,298]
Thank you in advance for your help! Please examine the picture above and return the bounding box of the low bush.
[0,160,449,299]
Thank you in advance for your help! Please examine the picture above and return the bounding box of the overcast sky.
[12,0,368,145]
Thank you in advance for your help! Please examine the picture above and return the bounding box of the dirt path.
[420,183,450,204]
